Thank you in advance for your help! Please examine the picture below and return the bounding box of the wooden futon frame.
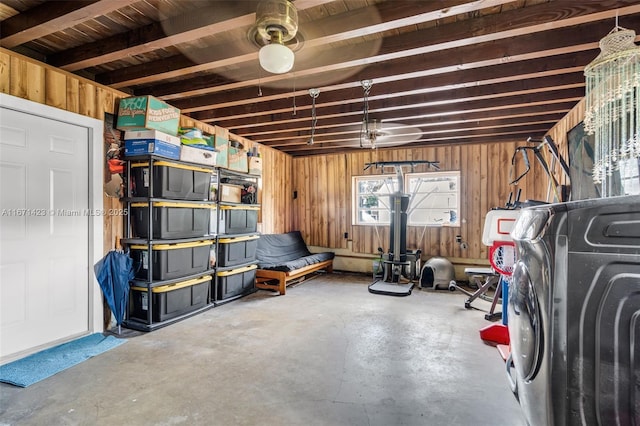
[256,260,334,295]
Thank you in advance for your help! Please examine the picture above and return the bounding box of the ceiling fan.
[242,0,382,88]
[357,120,424,149]
[253,0,299,74]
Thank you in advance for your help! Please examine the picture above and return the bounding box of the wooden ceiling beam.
[120,1,639,97]
[250,112,567,145]
[49,1,259,71]
[95,0,513,87]
[0,1,129,48]
[211,74,585,130]
[245,104,577,144]
[49,0,334,71]
[245,107,574,140]
[96,0,640,88]
[185,57,590,123]
[283,128,550,156]
[170,16,637,116]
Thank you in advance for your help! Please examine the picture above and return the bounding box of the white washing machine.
[507,195,640,425]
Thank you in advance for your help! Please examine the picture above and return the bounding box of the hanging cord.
[308,88,319,145]
[360,80,373,148]
[292,76,297,116]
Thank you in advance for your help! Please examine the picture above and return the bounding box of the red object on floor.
[496,344,511,361]
[479,323,510,346]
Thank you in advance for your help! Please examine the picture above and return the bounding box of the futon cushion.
[256,231,334,271]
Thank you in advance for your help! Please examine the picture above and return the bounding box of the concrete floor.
[0,273,526,426]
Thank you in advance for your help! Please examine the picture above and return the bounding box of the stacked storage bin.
[123,158,217,330]
[211,167,260,304]
[118,96,218,331]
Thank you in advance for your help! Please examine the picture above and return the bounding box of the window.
[618,158,640,196]
[352,171,460,227]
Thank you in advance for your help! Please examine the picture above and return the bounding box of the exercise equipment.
[365,161,438,296]
[510,135,571,203]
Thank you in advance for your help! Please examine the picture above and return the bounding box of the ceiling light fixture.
[361,119,384,149]
[360,79,375,148]
[307,88,320,145]
[255,0,298,74]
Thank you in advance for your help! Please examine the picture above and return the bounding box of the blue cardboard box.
[125,139,180,160]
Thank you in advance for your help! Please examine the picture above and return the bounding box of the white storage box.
[180,144,217,166]
[124,129,180,146]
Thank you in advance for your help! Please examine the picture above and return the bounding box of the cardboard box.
[180,144,217,166]
[117,95,180,136]
[215,135,229,169]
[124,139,180,160]
[220,184,243,203]
[228,145,248,173]
[248,157,262,175]
[124,130,180,146]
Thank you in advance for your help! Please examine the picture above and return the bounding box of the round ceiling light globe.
[259,43,294,74]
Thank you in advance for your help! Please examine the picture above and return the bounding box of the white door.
[0,107,90,360]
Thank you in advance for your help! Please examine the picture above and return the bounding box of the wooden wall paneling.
[324,154,339,248]
[349,152,363,253]
[292,157,300,233]
[437,145,449,255]
[298,156,310,241]
[322,155,331,246]
[78,80,96,119]
[44,68,66,109]
[96,86,117,120]
[449,144,462,259]
[477,144,488,259]
[0,50,9,93]
[283,153,293,232]
[1,49,294,261]
[66,76,79,114]
[9,56,27,99]
[246,143,292,235]
[309,156,319,244]
[336,153,349,249]
[458,145,471,259]
[470,144,483,259]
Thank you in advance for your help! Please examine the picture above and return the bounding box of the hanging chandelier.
[584,25,640,189]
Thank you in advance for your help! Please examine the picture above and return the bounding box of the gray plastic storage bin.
[130,240,213,280]
[216,205,259,234]
[131,202,213,239]
[216,235,259,267]
[131,160,211,200]
[215,264,256,300]
[129,275,211,322]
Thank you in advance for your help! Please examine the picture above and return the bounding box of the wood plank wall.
[0,47,585,264]
[292,136,569,262]
[0,48,293,254]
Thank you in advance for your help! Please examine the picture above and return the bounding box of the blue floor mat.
[0,333,126,387]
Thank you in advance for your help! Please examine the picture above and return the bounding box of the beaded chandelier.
[583,25,640,189]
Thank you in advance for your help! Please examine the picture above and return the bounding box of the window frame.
[352,170,461,227]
